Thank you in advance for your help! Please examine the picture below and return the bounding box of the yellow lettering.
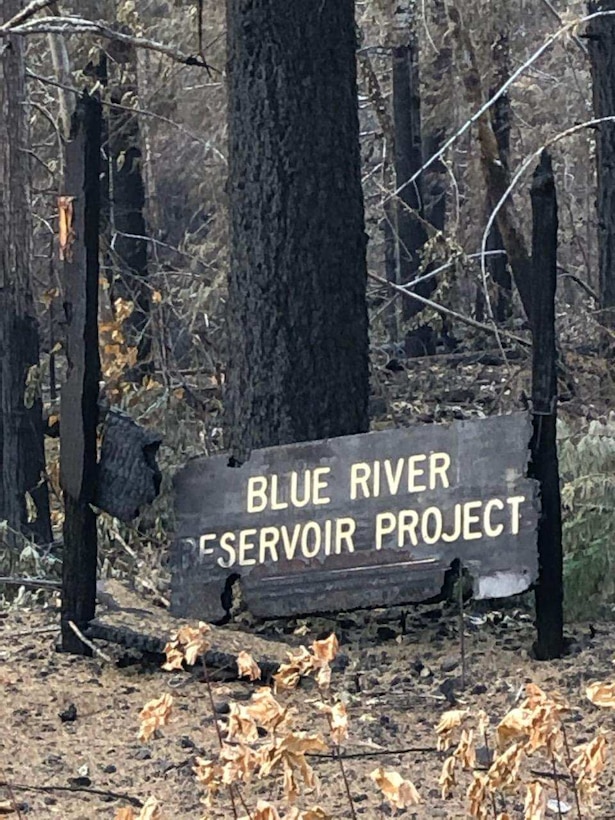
[323,519,333,555]
[238,528,257,566]
[269,474,288,510]
[281,524,301,560]
[301,522,321,558]
[463,501,482,540]
[335,517,356,553]
[312,467,332,505]
[350,463,371,500]
[441,504,462,542]
[247,476,268,513]
[259,527,280,563]
[383,458,404,495]
[373,460,381,497]
[217,532,236,568]
[199,533,217,557]
[421,507,443,545]
[407,455,427,492]
[429,452,451,489]
[483,498,505,537]
[289,471,310,508]
[506,496,525,535]
[398,509,419,547]
[375,512,396,549]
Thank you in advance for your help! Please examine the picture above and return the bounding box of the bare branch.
[1,15,219,73]
[368,271,530,347]
[0,0,56,30]
[481,116,615,294]
[26,69,226,163]
[385,10,615,205]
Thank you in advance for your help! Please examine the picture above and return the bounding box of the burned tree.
[59,94,102,654]
[530,150,563,661]
[225,0,369,457]
[391,15,428,322]
[0,0,51,546]
[105,33,151,369]
[589,0,615,327]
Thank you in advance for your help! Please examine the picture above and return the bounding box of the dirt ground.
[2,581,615,820]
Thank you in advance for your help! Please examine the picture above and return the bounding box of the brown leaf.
[370,766,421,809]
[237,650,262,681]
[138,693,173,742]
[467,772,490,820]
[496,707,533,749]
[524,781,546,820]
[586,681,615,708]
[435,709,470,751]
[311,634,339,663]
[245,688,290,732]
[439,755,457,799]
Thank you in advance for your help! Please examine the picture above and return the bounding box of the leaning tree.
[225,0,370,459]
[0,0,51,546]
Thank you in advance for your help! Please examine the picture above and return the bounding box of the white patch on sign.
[476,571,531,599]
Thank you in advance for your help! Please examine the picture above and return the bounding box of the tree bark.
[225,0,369,459]
[588,0,615,325]
[392,36,429,320]
[530,150,563,661]
[106,27,150,370]
[0,0,52,546]
[60,94,101,654]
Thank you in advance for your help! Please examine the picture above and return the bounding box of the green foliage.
[559,415,615,620]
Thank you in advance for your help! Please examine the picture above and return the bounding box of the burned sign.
[171,413,539,621]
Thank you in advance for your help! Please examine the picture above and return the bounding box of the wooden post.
[60,94,101,654]
[530,149,564,660]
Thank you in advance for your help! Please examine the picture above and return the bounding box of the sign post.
[172,413,539,622]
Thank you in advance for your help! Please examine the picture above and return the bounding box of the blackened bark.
[104,38,150,370]
[487,34,512,324]
[529,150,563,661]
[589,1,615,323]
[225,0,369,458]
[392,38,429,321]
[60,94,101,654]
[0,3,52,545]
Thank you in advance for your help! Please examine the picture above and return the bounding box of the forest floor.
[2,580,615,819]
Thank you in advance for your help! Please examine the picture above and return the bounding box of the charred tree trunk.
[392,35,429,322]
[225,0,369,459]
[60,94,102,654]
[105,32,150,370]
[0,2,52,546]
[529,150,563,661]
[588,1,615,327]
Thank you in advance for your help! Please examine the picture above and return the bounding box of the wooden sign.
[171,413,539,621]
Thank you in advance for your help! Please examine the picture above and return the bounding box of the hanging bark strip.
[60,93,102,654]
[529,150,564,661]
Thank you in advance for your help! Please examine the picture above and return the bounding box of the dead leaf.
[524,781,546,820]
[311,634,339,663]
[138,693,173,742]
[370,766,421,809]
[237,650,262,681]
[586,681,615,708]
[439,755,457,799]
[496,707,533,749]
[435,708,470,751]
